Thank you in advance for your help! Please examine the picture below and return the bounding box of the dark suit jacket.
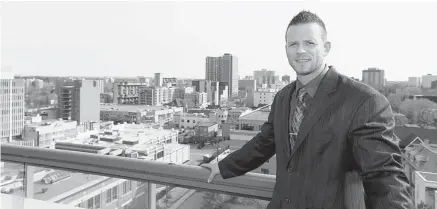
[218,67,414,209]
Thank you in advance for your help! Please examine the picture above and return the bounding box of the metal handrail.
[1,144,275,200]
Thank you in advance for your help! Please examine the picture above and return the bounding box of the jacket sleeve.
[348,92,414,209]
[218,94,278,179]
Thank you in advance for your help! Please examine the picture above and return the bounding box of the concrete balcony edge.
[1,144,274,200]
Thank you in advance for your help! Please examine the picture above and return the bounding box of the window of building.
[106,189,112,203]
[112,186,118,200]
[123,181,129,194]
[261,168,269,174]
[94,194,101,209]
[87,198,93,209]
[187,120,190,122]
[157,151,164,159]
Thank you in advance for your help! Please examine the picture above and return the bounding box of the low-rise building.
[227,107,252,127]
[246,88,279,107]
[22,119,78,148]
[415,171,437,208]
[208,109,228,127]
[100,104,183,125]
[225,105,276,175]
[174,113,211,129]
[195,122,219,138]
[0,123,190,209]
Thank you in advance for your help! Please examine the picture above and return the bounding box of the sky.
[1,1,437,81]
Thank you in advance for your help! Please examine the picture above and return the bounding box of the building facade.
[362,68,385,91]
[113,82,148,105]
[205,54,238,98]
[22,119,78,148]
[422,74,437,89]
[58,80,100,123]
[253,69,278,87]
[0,79,25,142]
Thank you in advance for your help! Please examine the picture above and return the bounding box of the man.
[201,10,414,209]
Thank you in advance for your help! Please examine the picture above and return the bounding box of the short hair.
[286,10,327,41]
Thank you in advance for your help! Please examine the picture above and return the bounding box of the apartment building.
[58,80,100,123]
[113,82,148,104]
[183,92,208,108]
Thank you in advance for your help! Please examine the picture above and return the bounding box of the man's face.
[285,23,330,76]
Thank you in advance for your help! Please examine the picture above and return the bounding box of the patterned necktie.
[289,87,309,151]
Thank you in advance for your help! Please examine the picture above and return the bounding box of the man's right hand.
[200,162,221,183]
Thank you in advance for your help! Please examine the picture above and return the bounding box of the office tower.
[205,53,238,98]
[362,68,385,91]
[58,80,100,122]
[0,79,25,142]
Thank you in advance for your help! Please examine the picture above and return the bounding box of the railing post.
[147,182,156,209]
[24,163,34,199]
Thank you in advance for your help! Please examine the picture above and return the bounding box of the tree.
[417,201,432,209]
[387,93,404,112]
[398,99,437,124]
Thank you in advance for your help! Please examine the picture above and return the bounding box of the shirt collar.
[295,64,329,98]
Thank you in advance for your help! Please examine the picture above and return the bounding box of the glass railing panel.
[25,164,149,209]
[155,183,269,209]
[0,161,25,198]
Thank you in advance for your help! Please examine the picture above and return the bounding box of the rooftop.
[417,171,437,183]
[198,122,217,127]
[404,143,437,174]
[239,109,270,121]
[395,125,437,148]
[14,171,105,201]
[25,119,76,128]
[100,104,180,112]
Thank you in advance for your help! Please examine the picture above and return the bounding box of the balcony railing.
[1,143,274,209]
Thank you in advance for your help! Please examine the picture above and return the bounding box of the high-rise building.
[239,79,257,92]
[421,74,437,89]
[408,77,421,87]
[205,53,238,98]
[432,80,437,89]
[282,75,291,83]
[58,80,100,122]
[94,79,105,93]
[205,57,222,82]
[253,69,277,87]
[0,79,25,142]
[154,73,162,87]
[362,68,385,91]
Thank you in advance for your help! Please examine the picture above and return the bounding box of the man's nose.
[296,44,306,53]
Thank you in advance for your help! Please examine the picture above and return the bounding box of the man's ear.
[324,41,331,56]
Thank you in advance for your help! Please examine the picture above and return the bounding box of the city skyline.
[2,2,437,81]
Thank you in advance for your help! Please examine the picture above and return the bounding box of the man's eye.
[307,42,315,45]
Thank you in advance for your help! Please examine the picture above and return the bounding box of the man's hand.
[200,162,220,183]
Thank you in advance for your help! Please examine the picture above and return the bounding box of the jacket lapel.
[289,67,340,159]
[281,81,296,159]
